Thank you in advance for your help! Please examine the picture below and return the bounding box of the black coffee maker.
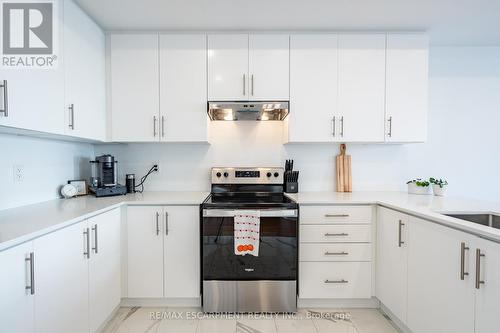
[89,154,127,197]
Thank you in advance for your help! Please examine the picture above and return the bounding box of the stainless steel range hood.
[207,101,289,121]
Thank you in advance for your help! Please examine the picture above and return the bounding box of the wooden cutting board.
[336,144,352,192]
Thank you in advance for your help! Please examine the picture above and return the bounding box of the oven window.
[202,216,297,280]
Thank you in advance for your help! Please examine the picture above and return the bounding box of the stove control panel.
[212,167,283,184]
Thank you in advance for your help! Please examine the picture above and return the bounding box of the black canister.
[126,174,135,193]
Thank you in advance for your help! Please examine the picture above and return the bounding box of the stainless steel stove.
[200,167,299,313]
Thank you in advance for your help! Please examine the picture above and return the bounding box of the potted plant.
[430,178,448,196]
[406,179,431,195]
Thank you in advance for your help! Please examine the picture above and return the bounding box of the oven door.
[202,209,298,280]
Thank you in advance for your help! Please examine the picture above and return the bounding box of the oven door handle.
[203,209,298,218]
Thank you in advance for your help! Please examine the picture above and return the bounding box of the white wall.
[96,46,500,203]
[0,134,94,210]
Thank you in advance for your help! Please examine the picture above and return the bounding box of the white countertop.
[2,190,500,251]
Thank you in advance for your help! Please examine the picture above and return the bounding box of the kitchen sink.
[443,213,500,229]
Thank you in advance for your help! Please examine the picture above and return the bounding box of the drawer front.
[300,205,372,224]
[299,262,372,299]
[300,225,371,243]
[299,243,372,262]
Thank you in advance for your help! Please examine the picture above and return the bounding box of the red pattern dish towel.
[234,210,260,256]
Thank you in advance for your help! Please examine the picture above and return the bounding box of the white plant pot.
[407,183,431,195]
[432,184,447,196]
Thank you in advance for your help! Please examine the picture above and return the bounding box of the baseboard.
[120,297,201,307]
[379,302,413,333]
[298,297,379,309]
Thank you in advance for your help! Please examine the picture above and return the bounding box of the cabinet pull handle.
[92,225,98,254]
[398,220,405,247]
[324,279,348,284]
[156,212,160,235]
[165,211,169,235]
[475,249,485,289]
[161,116,165,138]
[340,116,344,137]
[153,116,157,137]
[0,80,9,117]
[68,104,75,130]
[332,117,336,137]
[324,233,349,237]
[25,252,35,295]
[324,251,349,256]
[243,74,246,95]
[387,116,393,137]
[251,74,254,96]
[325,214,349,218]
[460,242,469,280]
[83,228,90,259]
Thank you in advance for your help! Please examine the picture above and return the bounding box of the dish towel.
[234,210,260,256]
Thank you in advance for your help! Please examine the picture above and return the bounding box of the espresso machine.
[89,154,127,197]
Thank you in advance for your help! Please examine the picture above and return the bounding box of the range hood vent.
[207,101,289,121]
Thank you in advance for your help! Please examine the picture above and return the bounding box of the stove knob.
[266,172,272,177]
[216,172,222,178]
[274,172,279,178]
[223,172,229,178]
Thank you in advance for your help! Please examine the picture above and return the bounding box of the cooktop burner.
[203,192,297,208]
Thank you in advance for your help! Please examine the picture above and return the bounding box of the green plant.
[406,179,430,187]
[430,178,448,188]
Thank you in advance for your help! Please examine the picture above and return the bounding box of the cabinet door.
[376,207,408,323]
[248,34,289,100]
[338,34,386,142]
[34,222,89,333]
[164,206,200,298]
[407,217,475,333]
[110,34,159,142]
[288,34,338,142]
[0,242,34,333]
[64,0,106,141]
[127,206,164,297]
[208,34,248,100]
[89,208,121,333]
[0,5,64,134]
[385,34,428,142]
[475,237,500,333]
[159,34,208,142]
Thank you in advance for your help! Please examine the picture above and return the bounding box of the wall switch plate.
[13,165,24,183]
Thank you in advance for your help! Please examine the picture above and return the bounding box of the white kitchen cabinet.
[0,242,35,333]
[407,216,475,333]
[126,205,164,297]
[385,34,429,142]
[33,221,89,333]
[159,34,208,142]
[376,206,408,323]
[163,206,200,298]
[208,34,249,101]
[474,237,500,333]
[248,34,289,100]
[287,34,338,142]
[88,208,121,333]
[338,34,386,142]
[110,34,160,142]
[64,0,106,141]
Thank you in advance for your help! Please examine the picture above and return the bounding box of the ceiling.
[74,0,500,45]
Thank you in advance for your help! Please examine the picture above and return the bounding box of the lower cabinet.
[126,205,200,299]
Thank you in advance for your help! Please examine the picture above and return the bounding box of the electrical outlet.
[153,162,160,173]
[13,164,24,183]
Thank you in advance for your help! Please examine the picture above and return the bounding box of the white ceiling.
[74,0,500,45]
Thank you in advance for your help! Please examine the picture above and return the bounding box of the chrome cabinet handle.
[25,252,35,295]
[398,220,405,247]
[165,211,169,235]
[92,225,98,254]
[83,228,90,259]
[324,233,349,237]
[68,104,75,130]
[325,214,349,218]
[332,117,336,137]
[387,116,393,137]
[153,116,157,137]
[0,80,8,116]
[251,74,254,96]
[324,251,349,256]
[460,242,469,280]
[324,279,348,284]
[340,116,344,137]
[475,249,485,289]
[161,116,165,138]
[156,212,160,235]
[243,74,246,95]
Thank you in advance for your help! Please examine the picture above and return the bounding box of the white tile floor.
[101,307,399,333]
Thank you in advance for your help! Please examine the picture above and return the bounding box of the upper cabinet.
[385,33,429,142]
[208,34,289,101]
[64,0,106,141]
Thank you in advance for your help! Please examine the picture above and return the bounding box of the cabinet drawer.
[300,243,372,262]
[300,225,371,243]
[300,205,372,224]
[299,262,372,299]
